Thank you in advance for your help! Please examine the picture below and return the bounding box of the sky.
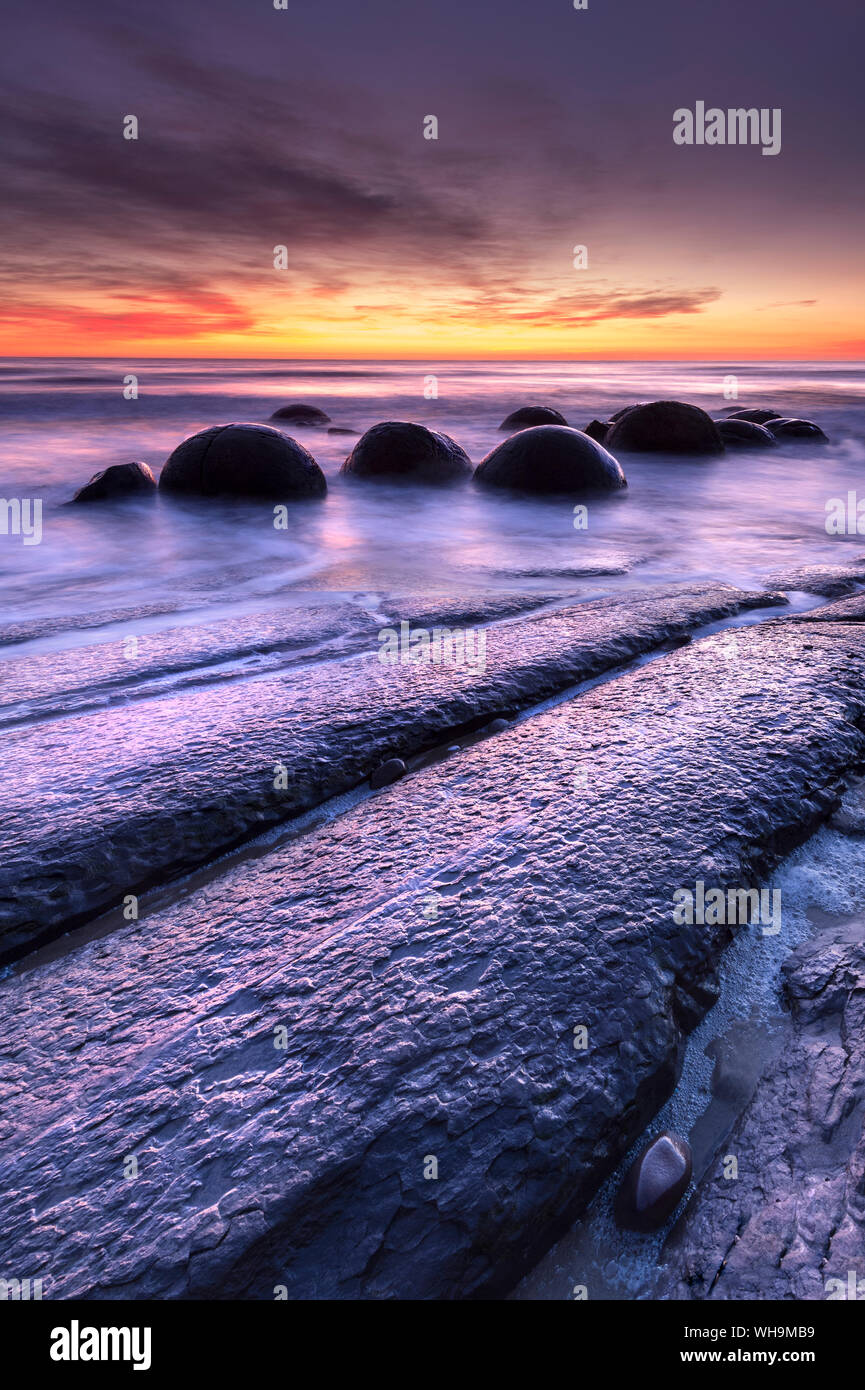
[0,0,863,359]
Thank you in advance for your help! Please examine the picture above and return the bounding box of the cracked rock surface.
[657,914,865,1300]
[1,619,864,1299]
[0,582,775,961]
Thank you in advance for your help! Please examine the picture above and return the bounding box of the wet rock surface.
[1,621,864,1299]
[762,559,865,597]
[0,582,778,960]
[657,916,865,1300]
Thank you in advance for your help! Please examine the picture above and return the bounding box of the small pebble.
[369,758,406,790]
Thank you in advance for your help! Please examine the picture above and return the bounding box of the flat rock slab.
[657,913,865,1300]
[0,582,773,961]
[762,559,865,597]
[1,620,864,1300]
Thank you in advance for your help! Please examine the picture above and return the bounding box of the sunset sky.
[1,0,863,359]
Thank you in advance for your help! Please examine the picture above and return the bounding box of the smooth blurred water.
[1,358,863,631]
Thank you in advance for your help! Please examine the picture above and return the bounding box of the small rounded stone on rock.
[487,718,510,733]
[615,1131,692,1232]
[369,758,407,790]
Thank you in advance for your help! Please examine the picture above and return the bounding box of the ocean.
[1,358,863,636]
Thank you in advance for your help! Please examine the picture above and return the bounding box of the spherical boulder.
[72,461,156,504]
[474,425,627,495]
[606,400,723,455]
[609,403,646,422]
[717,419,778,449]
[615,1132,692,1232]
[341,421,472,484]
[269,403,331,426]
[499,405,568,430]
[159,424,327,499]
[726,408,784,425]
[766,417,829,442]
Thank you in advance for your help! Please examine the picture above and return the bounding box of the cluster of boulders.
[69,397,830,505]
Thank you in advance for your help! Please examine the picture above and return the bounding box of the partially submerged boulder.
[72,461,156,503]
[717,419,778,449]
[606,401,723,455]
[269,404,331,426]
[583,419,611,444]
[474,425,627,495]
[726,408,784,425]
[159,424,327,498]
[766,418,829,442]
[341,421,472,484]
[500,405,567,430]
[615,1132,692,1232]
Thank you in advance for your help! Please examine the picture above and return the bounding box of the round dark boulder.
[717,419,778,449]
[327,426,358,436]
[583,419,611,444]
[72,461,156,504]
[609,404,646,422]
[725,408,784,425]
[159,424,327,499]
[341,421,472,485]
[474,425,627,495]
[606,400,723,455]
[615,1132,692,1232]
[370,758,407,790]
[499,405,568,431]
[269,404,331,426]
[766,417,829,442]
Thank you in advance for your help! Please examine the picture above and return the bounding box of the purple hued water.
[1,358,863,633]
